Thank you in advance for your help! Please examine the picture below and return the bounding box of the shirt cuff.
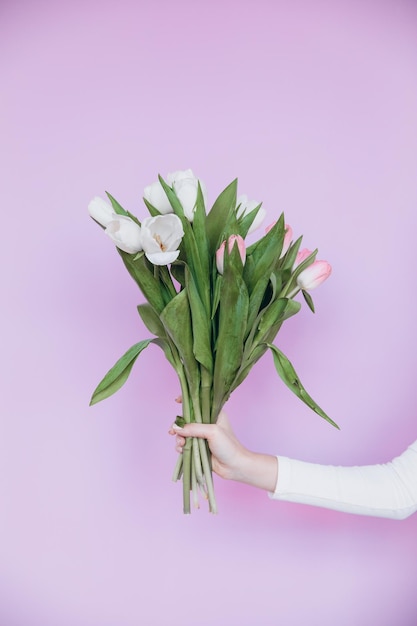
[268,455,292,499]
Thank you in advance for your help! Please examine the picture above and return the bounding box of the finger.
[176,435,186,447]
[172,422,215,439]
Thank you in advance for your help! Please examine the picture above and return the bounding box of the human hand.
[168,410,278,491]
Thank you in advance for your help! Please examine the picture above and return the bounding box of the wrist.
[232,449,278,492]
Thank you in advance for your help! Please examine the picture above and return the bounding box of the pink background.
[2,1,417,624]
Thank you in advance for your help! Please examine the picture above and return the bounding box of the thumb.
[173,422,215,440]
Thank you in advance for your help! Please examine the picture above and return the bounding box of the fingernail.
[172,423,184,431]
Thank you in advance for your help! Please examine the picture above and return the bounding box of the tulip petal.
[145,250,180,265]
[88,197,114,227]
[105,215,143,254]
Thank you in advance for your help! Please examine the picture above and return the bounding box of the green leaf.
[157,175,185,217]
[90,340,152,405]
[185,267,213,372]
[160,289,200,394]
[281,236,302,271]
[152,337,178,369]
[192,182,210,270]
[143,197,162,218]
[137,303,167,337]
[106,192,140,225]
[245,214,285,292]
[238,202,263,239]
[302,289,315,313]
[211,274,222,319]
[230,343,269,392]
[118,249,165,313]
[268,344,339,429]
[206,179,238,255]
[257,298,301,337]
[170,262,185,288]
[212,249,249,415]
[246,273,275,331]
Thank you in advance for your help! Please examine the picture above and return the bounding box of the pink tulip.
[297,260,332,290]
[265,222,293,258]
[294,248,314,268]
[216,234,246,274]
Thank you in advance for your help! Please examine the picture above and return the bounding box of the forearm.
[230,450,278,492]
[270,442,417,519]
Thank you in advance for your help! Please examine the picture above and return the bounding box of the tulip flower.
[294,248,314,268]
[143,181,173,215]
[105,215,143,254]
[172,174,207,222]
[140,214,184,265]
[144,170,207,222]
[88,196,115,227]
[166,168,195,185]
[265,222,293,257]
[216,234,246,274]
[297,260,332,290]
[236,194,266,233]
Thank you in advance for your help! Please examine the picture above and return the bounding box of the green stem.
[178,368,192,513]
[198,438,217,514]
[182,438,192,514]
[172,453,183,482]
[160,265,178,300]
[191,455,199,509]
[200,366,212,424]
[192,437,204,486]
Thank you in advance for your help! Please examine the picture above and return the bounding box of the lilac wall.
[2,1,417,624]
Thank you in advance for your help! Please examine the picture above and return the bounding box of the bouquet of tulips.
[88,169,336,514]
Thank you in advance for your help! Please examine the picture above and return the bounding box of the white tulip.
[166,168,195,185]
[143,181,173,215]
[144,169,207,222]
[236,194,266,234]
[88,196,114,227]
[172,177,199,222]
[105,215,143,254]
[173,176,207,222]
[140,214,184,266]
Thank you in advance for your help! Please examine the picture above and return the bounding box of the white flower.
[143,181,173,215]
[140,214,184,265]
[144,169,207,222]
[167,168,195,185]
[105,215,143,254]
[236,194,266,234]
[88,196,114,227]
[173,173,207,222]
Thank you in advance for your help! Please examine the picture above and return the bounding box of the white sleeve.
[269,440,417,519]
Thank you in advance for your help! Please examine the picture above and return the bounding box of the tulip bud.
[236,194,266,234]
[297,260,332,290]
[167,169,195,184]
[294,248,314,268]
[88,197,114,227]
[216,235,246,274]
[143,181,173,215]
[105,215,143,254]
[172,175,208,222]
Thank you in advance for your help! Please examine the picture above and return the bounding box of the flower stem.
[182,437,192,514]
[200,366,212,424]
[198,438,217,514]
[172,453,183,482]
